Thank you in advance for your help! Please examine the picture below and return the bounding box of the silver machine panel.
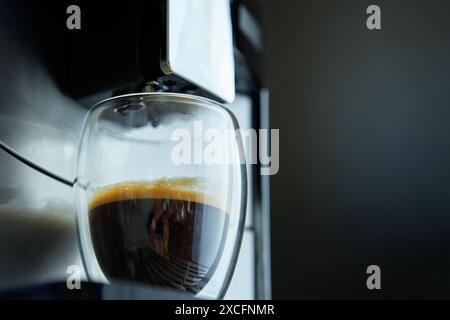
[0,9,86,287]
[0,148,84,289]
[163,0,235,103]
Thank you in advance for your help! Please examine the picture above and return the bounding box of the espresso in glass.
[88,178,229,293]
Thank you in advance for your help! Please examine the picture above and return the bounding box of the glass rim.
[85,91,242,147]
[90,92,230,112]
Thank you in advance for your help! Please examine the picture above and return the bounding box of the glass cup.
[74,93,246,299]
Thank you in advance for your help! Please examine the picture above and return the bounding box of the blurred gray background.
[263,0,450,299]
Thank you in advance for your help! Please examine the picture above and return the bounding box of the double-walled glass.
[75,93,246,299]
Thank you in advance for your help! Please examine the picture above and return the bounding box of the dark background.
[263,0,450,299]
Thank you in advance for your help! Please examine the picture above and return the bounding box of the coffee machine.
[0,0,269,299]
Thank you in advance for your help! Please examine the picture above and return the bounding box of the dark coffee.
[88,179,229,293]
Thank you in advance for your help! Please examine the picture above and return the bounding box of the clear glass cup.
[74,93,246,299]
